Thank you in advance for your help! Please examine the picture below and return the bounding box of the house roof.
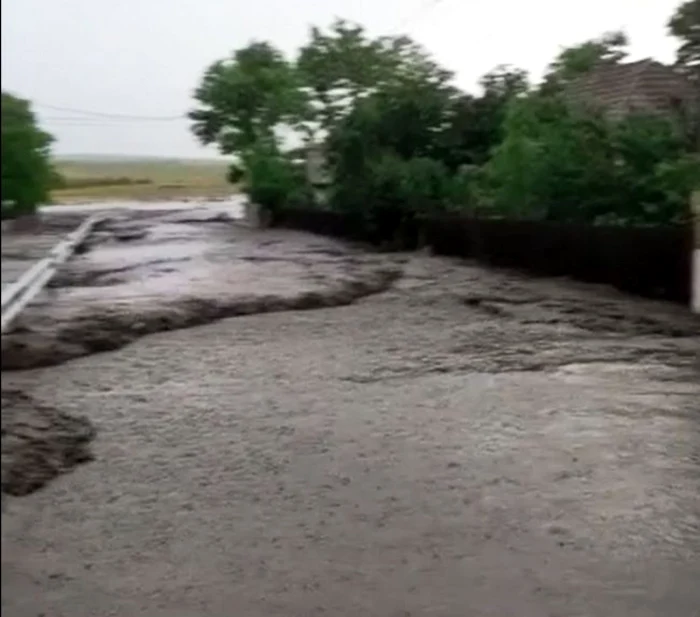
[567,59,697,115]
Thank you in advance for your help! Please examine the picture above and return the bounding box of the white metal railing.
[1,215,102,333]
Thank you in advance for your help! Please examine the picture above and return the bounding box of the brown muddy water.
[2,204,700,617]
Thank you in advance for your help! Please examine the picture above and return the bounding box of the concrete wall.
[242,202,272,229]
[243,201,260,228]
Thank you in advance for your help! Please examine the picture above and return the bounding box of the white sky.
[1,0,682,159]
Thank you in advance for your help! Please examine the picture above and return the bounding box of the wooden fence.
[272,208,693,305]
[693,192,700,313]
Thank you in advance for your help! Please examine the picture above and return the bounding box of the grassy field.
[51,157,233,203]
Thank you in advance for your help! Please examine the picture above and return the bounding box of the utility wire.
[34,1,449,126]
[34,102,184,121]
[41,116,185,125]
[394,0,447,33]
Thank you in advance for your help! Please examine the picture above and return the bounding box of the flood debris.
[1,389,96,498]
[1,210,402,370]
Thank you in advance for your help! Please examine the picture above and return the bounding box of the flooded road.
[2,206,399,370]
[2,205,700,616]
[40,195,246,217]
[1,197,245,292]
[2,231,67,291]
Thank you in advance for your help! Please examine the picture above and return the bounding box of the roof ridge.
[621,60,653,110]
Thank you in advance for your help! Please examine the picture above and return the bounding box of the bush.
[242,142,312,219]
[329,154,453,246]
[326,81,458,245]
[484,95,697,224]
[226,163,244,185]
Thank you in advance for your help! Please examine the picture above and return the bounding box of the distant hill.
[54,154,227,165]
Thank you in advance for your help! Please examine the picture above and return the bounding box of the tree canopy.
[1,92,55,216]
[189,14,699,231]
[542,31,629,92]
[188,42,302,155]
[668,0,700,82]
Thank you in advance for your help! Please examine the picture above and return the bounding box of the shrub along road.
[2,209,699,617]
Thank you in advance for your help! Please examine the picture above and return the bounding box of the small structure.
[305,142,331,207]
[567,59,698,143]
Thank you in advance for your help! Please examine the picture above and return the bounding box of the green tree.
[469,65,529,159]
[191,17,695,230]
[485,93,695,224]
[188,42,302,156]
[326,70,457,242]
[668,1,700,152]
[429,66,531,173]
[541,31,628,93]
[1,92,55,217]
[296,20,393,136]
[668,0,700,82]
[243,139,310,216]
[325,52,457,188]
[323,54,527,231]
[611,114,699,222]
[297,20,454,138]
[480,65,530,99]
[296,20,462,238]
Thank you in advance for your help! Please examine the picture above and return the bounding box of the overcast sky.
[1,0,681,159]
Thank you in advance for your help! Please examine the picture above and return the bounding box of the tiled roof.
[567,59,698,117]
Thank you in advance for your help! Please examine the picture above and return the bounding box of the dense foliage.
[190,12,700,236]
[669,0,700,83]
[188,42,303,155]
[1,92,55,218]
[484,94,699,224]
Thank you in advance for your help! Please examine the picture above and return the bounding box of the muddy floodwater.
[2,205,700,617]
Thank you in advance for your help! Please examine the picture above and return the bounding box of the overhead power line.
[34,1,449,127]
[41,123,182,130]
[42,116,185,126]
[34,102,185,121]
[394,0,447,33]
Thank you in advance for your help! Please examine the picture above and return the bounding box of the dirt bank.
[1,389,95,499]
[2,208,399,504]
[1,215,79,291]
[2,210,401,370]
